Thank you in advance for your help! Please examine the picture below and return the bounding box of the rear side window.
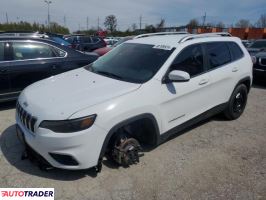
[0,42,4,61]
[92,37,100,43]
[12,42,56,60]
[227,42,244,61]
[206,42,231,69]
[52,46,67,57]
[171,44,204,77]
[82,37,92,43]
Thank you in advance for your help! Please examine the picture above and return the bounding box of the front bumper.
[16,114,107,170]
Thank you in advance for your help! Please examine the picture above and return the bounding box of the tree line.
[0,21,69,34]
[187,14,266,28]
[0,14,265,36]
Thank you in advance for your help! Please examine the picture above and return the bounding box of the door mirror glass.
[168,70,190,82]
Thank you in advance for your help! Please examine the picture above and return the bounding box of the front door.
[158,43,211,132]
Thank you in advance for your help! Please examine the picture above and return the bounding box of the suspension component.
[111,134,142,166]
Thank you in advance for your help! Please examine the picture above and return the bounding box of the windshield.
[249,41,266,49]
[85,43,174,83]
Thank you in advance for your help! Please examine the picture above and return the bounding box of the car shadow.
[0,115,224,179]
[0,125,100,180]
[0,101,17,111]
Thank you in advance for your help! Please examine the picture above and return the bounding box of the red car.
[94,36,135,56]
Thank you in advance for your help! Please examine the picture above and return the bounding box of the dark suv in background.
[0,37,98,102]
[247,40,266,80]
[65,35,106,52]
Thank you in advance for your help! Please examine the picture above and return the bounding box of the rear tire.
[223,84,248,120]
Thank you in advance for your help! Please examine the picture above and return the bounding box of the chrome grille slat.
[16,102,37,133]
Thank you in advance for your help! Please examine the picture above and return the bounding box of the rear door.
[8,41,60,92]
[0,41,12,98]
[81,37,93,51]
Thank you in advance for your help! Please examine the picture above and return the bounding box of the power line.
[202,12,207,26]
[64,15,66,27]
[86,16,89,31]
[97,16,100,31]
[6,12,9,23]
[139,15,142,30]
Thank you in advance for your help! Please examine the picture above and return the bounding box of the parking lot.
[0,83,265,200]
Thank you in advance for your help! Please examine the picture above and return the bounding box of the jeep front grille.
[16,102,37,132]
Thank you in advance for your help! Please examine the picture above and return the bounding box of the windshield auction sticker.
[153,44,173,50]
[0,188,54,200]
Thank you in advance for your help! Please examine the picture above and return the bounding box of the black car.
[65,35,106,52]
[0,37,98,102]
[247,40,266,80]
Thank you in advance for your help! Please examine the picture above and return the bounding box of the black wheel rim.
[233,91,246,114]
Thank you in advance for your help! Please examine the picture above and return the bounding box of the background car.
[247,39,266,55]
[0,31,73,48]
[65,35,106,52]
[247,39,266,80]
[242,40,253,48]
[94,36,135,56]
[104,38,118,47]
[0,37,98,102]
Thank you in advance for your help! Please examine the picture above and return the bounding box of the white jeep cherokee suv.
[16,32,253,171]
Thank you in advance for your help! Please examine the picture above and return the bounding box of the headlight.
[39,114,97,133]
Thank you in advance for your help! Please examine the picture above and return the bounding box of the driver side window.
[171,44,204,77]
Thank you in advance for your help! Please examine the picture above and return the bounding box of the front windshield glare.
[85,43,174,83]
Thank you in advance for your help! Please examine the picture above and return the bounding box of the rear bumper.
[16,114,107,170]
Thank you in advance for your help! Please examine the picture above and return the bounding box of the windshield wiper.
[95,70,124,80]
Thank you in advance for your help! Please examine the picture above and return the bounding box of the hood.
[20,68,140,120]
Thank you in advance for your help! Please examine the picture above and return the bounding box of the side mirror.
[164,70,190,83]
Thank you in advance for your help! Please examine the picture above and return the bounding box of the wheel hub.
[112,136,142,166]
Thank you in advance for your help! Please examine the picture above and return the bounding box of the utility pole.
[97,17,100,31]
[44,0,52,30]
[139,15,142,30]
[6,12,9,23]
[202,12,206,27]
[86,16,89,31]
[64,15,66,27]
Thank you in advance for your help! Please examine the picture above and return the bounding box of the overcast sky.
[1,0,266,32]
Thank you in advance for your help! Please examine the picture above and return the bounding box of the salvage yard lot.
[0,84,266,200]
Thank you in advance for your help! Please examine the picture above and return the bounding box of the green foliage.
[0,21,69,34]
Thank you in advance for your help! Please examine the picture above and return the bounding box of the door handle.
[232,67,238,72]
[199,79,209,85]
